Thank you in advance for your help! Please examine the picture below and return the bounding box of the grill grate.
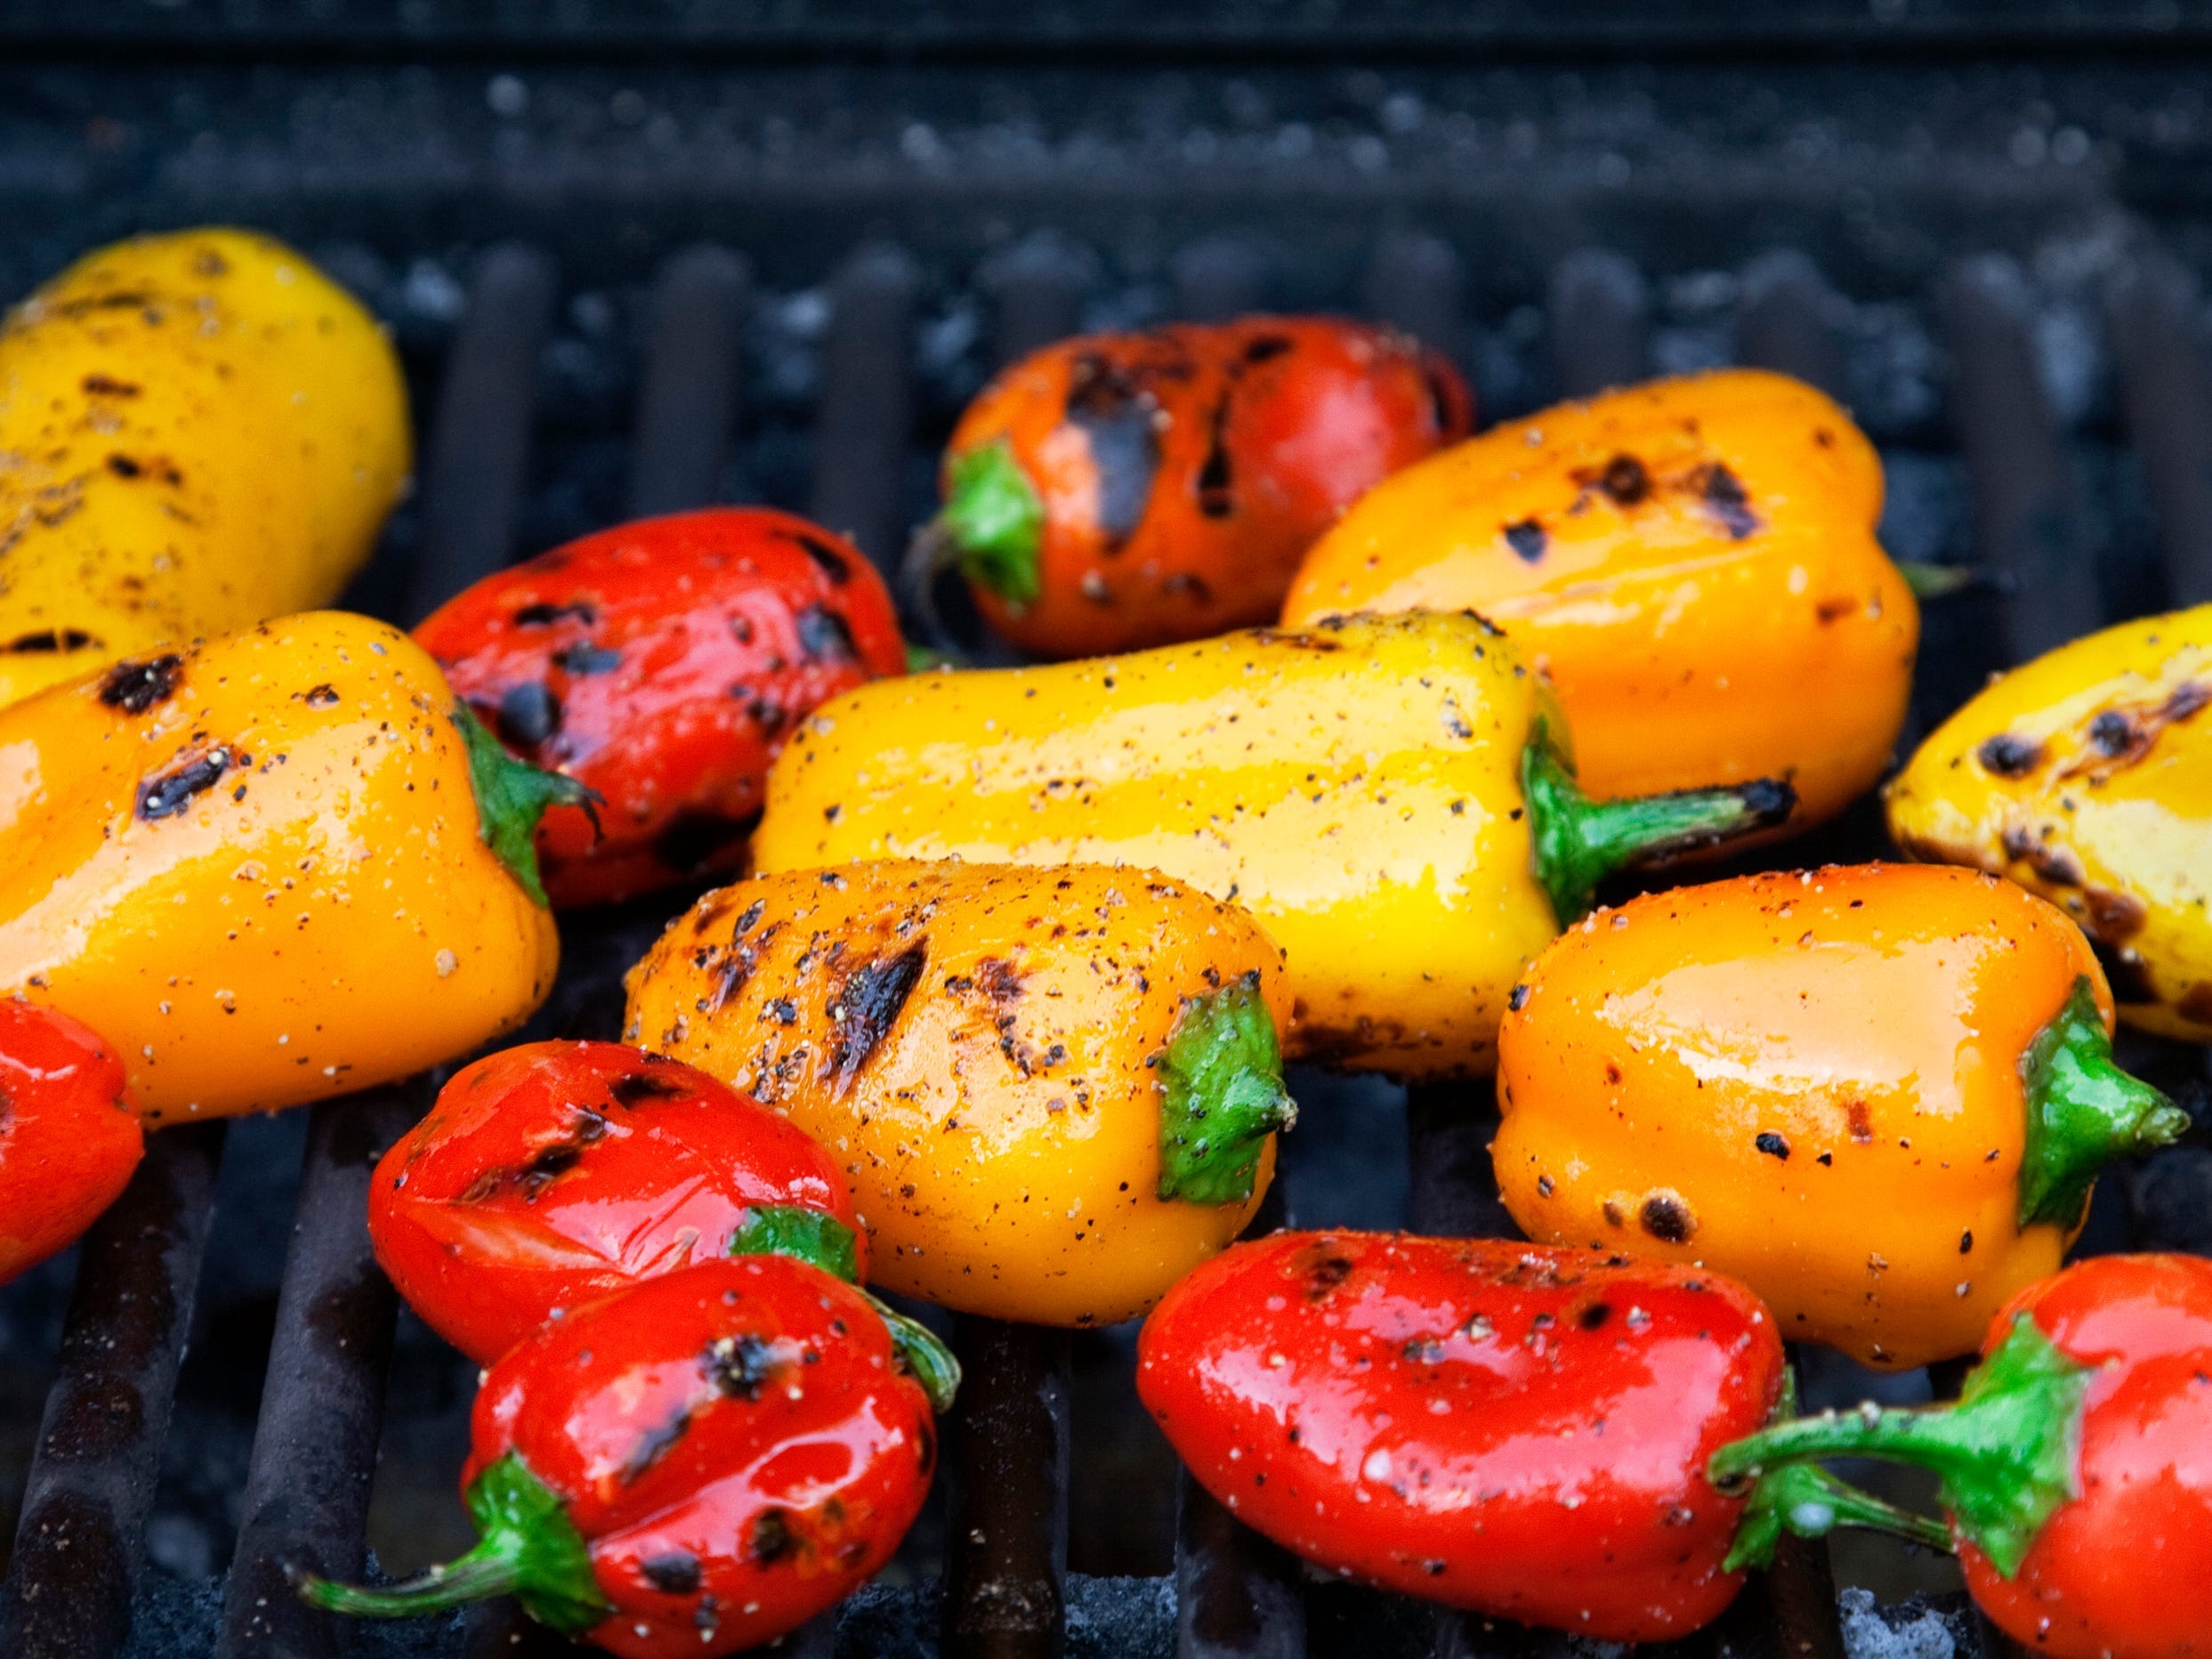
[4,38,2212,1659]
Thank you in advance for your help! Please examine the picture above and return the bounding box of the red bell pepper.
[369,1040,871,1364]
[1136,1231,1933,1641]
[415,508,906,908]
[0,999,142,1283]
[297,1257,944,1657]
[1711,1251,2212,1659]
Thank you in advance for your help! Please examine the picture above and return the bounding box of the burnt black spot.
[2165,681,2210,724]
[1401,1334,1447,1364]
[653,810,762,877]
[526,1142,584,1185]
[795,605,860,665]
[729,613,755,644]
[303,684,340,708]
[80,374,140,398]
[513,601,597,627]
[710,1332,782,1399]
[553,642,623,676]
[974,958,1025,1006]
[1196,393,1235,520]
[610,1071,687,1108]
[1846,1101,1875,1143]
[1639,1192,1696,1243]
[1304,1255,1354,1299]
[767,999,799,1024]
[1241,335,1294,363]
[98,654,182,716]
[1978,733,2042,777]
[1504,519,1546,563]
[1065,353,1161,547]
[2085,887,2150,942]
[618,1403,694,1485]
[915,1414,937,1477]
[1697,462,1760,538]
[1596,454,1651,506]
[640,1550,702,1595]
[1506,983,1530,1012]
[3,629,98,653]
[827,941,928,1097]
[1423,358,1466,438]
[106,454,142,480]
[750,1508,796,1565]
[495,683,561,748]
[136,745,232,821]
[1578,1302,1612,1331]
[1755,1132,1791,1161]
[745,692,786,733]
[2089,711,2135,757]
[792,532,853,585]
[735,900,767,935]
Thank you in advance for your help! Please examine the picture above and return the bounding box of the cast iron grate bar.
[1549,249,1651,402]
[2103,243,2212,610]
[811,244,921,576]
[0,1122,228,1659]
[629,246,750,522]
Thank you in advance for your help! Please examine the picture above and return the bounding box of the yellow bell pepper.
[1886,603,2212,1042]
[625,860,1295,1325]
[0,229,411,708]
[0,611,580,1122]
[752,611,1792,1078]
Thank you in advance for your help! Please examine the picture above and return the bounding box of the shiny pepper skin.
[370,1041,865,1365]
[0,230,411,708]
[0,999,143,1283]
[1496,863,2184,1369]
[918,318,1471,658]
[754,610,1789,1079]
[1138,1232,1785,1641]
[300,1258,937,1657]
[1714,1254,2212,1659]
[1888,603,2212,1042]
[416,509,907,909]
[625,861,1295,1326]
[0,611,571,1122]
[1280,369,1916,833]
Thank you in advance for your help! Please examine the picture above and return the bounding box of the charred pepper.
[754,610,1792,1078]
[0,999,143,1283]
[1495,862,2185,1368]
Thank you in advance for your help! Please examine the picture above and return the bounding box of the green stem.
[863,1290,962,1414]
[451,703,601,910]
[1520,721,1797,926]
[2018,976,2190,1231]
[1707,1315,2093,1579]
[729,1205,860,1283]
[294,1451,609,1633]
[1899,561,1983,600]
[1725,1461,1954,1574]
[1155,971,1298,1207]
[901,439,1045,647]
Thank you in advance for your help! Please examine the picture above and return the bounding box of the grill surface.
[2,18,2210,1658]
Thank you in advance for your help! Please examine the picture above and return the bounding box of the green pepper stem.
[900,439,1045,647]
[863,1290,962,1414]
[1520,722,1797,926]
[728,1205,860,1283]
[293,1451,609,1634]
[451,704,601,910]
[1155,971,1298,1207]
[1724,1461,1954,1574]
[1899,561,1983,600]
[1707,1315,2093,1579]
[2018,975,2190,1230]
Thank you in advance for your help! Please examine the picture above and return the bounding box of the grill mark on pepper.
[795,605,860,665]
[513,601,596,627]
[98,653,182,715]
[1303,1252,1354,1300]
[654,810,763,878]
[2084,887,2149,942]
[1583,453,1651,506]
[1845,1101,1875,1144]
[495,683,561,748]
[1241,335,1293,363]
[610,1071,688,1107]
[708,1331,782,1400]
[1755,1132,1790,1161]
[1693,461,1760,538]
[80,374,140,397]
[1422,360,1462,437]
[618,1402,694,1485]
[827,941,928,1097]
[1578,1302,1612,1331]
[2057,681,2210,780]
[1195,392,1235,520]
[1247,628,1343,652]
[302,684,340,708]
[1977,733,2042,776]
[136,744,232,821]
[2000,823,2086,887]
[1639,1191,1696,1242]
[1064,353,1160,548]
[1503,519,1546,562]
[3,628,99,653]
[639,1550,702,1595]
[750,1508,796,1565]
[552,641,623,676]
[788,530,852,584]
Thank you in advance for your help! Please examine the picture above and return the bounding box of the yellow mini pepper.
[0,229,411,707]
[1887,603,2212,1042]
[0,611,580,1122]
[752,611,1791,1078]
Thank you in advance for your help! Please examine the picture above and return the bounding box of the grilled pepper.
[0,1000,143,1283]
[1887,603,2212,1042]
[297,1257,941,1658]
[370,1041,868,1364]
[754,611,1792,1078]
[416,509,907,908]
[1280,369,1916,832]
[625,861,1294,1326]
[0,229,411,708]
[908,318,1471,658]
[1495,862,2186,1368]
[1140,1232,1932,1641]
[0,611,581,1123]
[1712,1252,2212,1659]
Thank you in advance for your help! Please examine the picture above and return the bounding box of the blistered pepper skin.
[625,862,1292,1326]
[1887,604,2212,1042]
[0,1000,143,1283]
[1496,863,2151,1369]
[1138,1232,1784,1641]
[1280,370,1915,831]
[0,230,411,707]
[416,509,907,908]
[754,612,1562,1079]
[934,318,1470,657]
[371,1041,864,1364]
[0,612,561,1122]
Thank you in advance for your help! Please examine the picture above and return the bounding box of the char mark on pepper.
[1064,353,1160,547]
[99,653,182,715]
[827,941,927,1097]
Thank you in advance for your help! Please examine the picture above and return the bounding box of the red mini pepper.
[415,508,906,908]
[369,1041,869,1364]
[297,1257,944,1657]
[1137,1231,1928,1641]
[1711,1252,2212,1659]
[0,999,142,1283]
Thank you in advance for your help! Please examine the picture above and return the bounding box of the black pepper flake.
[1597,453,1651,506]
[1507,983,1530,1012]
[1960,1230,1974,1254]
[1638,1191,1696,1244]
